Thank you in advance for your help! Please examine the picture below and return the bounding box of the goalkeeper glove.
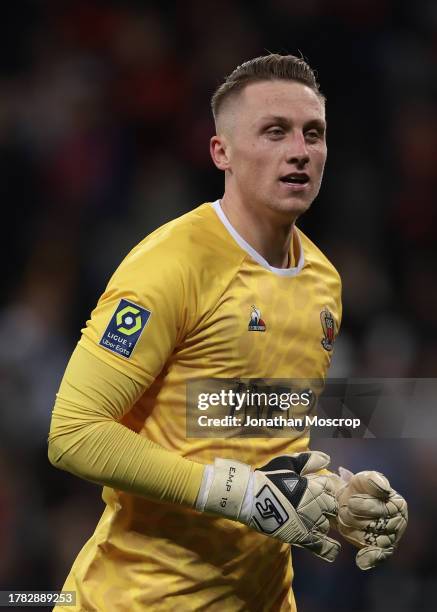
[329,466,408,570]
[196,451,341,562]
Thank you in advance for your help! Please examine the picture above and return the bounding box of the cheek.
[232,143,270,178]
[313,147,327,174]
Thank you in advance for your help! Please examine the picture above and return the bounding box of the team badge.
[99,298,151,359]
[320,306,336,351]
[248,305,266,332]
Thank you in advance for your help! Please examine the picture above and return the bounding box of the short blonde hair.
[211,53,324,121]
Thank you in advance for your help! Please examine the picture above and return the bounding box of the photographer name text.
[197,415,361,429]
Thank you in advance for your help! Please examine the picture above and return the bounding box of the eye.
[305,130,323,143]
[266,127,285,139]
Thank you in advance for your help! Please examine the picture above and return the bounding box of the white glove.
[330,466,408,570]
[196,451,341,562]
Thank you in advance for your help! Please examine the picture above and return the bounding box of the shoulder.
[108,202,245,290]
[297,227,342,290]
[130,202,241,261]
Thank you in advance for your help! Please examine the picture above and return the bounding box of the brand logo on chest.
[248,305,266,332]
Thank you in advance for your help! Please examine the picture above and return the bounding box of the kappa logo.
[320,306,336,351]
[248,305,266,332]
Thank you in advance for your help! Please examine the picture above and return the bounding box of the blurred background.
[0,0,436,610]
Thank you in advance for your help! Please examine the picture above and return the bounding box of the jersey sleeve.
[79,236,193,386]
[49,234,204,506]
[48,344,204,506]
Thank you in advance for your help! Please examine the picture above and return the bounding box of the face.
[211,80,327,220]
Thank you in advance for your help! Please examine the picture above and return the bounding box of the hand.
[197,451,341,562]
[330,467,408,570]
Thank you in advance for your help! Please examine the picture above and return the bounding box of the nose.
[286,132,309,167]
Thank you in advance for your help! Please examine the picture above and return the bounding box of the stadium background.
[1,1,436,610]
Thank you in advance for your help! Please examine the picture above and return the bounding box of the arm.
[48,344,340,562]
[48,344,204,506]
[47,229,206,504]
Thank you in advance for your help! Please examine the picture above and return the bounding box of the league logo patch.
[248,305,266,332]
[99,299,151,359]
[320,306,336,351]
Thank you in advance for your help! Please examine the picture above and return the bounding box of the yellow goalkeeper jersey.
[59,200,341,611]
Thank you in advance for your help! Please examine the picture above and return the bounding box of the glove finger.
[350,472,391,499]
[324,474,341,497]
[300,451,331,475]
[303,533,341,563]
[307,475,338,517]
[338,466,354,483]
[315,514,331,535]
[323,491,338,518]
[338,514,405,547]
[389,492,408,517]
[339,507,404,530]
[388,513,407,535]
[374,534,396,548]
[346,494,394,518]
[387,514,408,544]
[356,545,394,570]
[346,498,407,525]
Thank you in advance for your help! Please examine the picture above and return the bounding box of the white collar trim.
[211,200,305,277]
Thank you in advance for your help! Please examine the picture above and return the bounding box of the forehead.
[237,80,325,123]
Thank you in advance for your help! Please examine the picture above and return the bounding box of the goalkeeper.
[48,54,407,612]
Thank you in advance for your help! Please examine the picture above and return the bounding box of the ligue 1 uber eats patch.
[99,299,151,359]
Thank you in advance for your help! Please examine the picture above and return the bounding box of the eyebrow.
[258,115,327,131]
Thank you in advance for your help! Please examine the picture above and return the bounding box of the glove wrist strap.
[202,458,252,519]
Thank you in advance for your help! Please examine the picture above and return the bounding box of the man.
[48,54,407,611]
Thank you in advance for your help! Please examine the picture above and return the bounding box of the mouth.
[278,172,310,193]
[279,172,310,186]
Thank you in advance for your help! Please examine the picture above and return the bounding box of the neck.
[220,194,295,269]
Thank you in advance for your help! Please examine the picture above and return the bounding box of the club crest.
[248,305,266,332]
[320,307,336,351]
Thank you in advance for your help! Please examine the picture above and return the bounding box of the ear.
[210,135,231,171]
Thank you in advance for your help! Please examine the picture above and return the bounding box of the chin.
[269,198,313,218]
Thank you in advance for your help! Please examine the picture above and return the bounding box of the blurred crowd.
[1,1,436,610]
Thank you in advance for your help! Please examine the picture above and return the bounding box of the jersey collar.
[211,200,305,277]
